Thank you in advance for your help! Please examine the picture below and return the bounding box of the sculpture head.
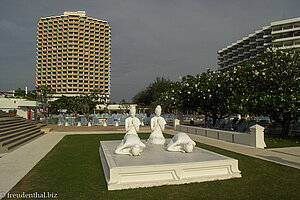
[155,105,162,117]
[130,144,140,156]
[129,106,136,118]
[184,141,194,153]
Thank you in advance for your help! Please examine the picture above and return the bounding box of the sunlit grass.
[265,134,300,148]
[4,133,300,200]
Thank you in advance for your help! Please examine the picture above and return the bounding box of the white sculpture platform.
[99,139,241,190]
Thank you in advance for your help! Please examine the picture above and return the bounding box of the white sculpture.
[103,120,107,127]
[148,105,167,145]
[115,134,146,156]
[165,133,196,153]
[125,106,141,136]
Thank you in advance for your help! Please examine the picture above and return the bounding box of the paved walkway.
[0,126,299,198]
[0,133,65,197]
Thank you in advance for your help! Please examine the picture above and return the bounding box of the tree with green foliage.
[132,77,173,109]
[196,69,233,125]
[119,99,131,111]
[31,85,55,117]
[230,48,300,136]
[160,70,233,125]
[49,90,107,118]
[34,85,55,105]
[159,48,299,135]
[14,88,25,98]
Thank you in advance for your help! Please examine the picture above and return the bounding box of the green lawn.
[4,133,300,200]
[265,134,300,148]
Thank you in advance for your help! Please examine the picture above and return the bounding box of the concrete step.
[0,114,12,118]
[0,123,37,135]
[0,113,45,128]
[0,117,23,123]
[0,111,46,153]
[0,126,40,142]
[7,131,45,152]
[0,112,13,118]
[36,123,47,128]
[0,115,33,123]
[0,116,25,122]
[14,118,47,128]
[0,120,29,130]
[1,129,43,148]
[0,117,39,126]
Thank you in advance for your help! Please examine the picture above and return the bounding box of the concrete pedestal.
[99,140,241,190]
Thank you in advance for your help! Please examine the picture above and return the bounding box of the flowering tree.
[194,70,233,125]
[225,62,259,116]
[241,49,299,136]
[153,48,299,136]
[157,81,182,112]
[160,70,233,125]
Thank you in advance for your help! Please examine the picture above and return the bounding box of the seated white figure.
[114,134,146,156]
[165,133,196,153]
[148,105,167,145]
[125,106,141,136]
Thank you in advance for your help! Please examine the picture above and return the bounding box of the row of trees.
[133,48,299,136]
[49,90,108,117]
[11,86,108,118]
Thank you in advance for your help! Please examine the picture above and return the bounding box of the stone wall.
[174,123,266,148]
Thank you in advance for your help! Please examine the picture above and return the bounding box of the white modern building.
[0,97,41,119]
[218,17,300,69]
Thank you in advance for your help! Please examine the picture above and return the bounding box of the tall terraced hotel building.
[217,17,300,70]
[35,11,111,99]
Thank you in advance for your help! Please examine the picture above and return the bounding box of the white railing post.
[250,124,266,148]
[174,119,180,130]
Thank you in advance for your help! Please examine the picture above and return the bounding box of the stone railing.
[173,120,266,148]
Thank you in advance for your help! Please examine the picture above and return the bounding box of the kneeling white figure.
[165,132,196,153]
[147,105,167,145]
[125,106,141,136]
[115,134,146,156]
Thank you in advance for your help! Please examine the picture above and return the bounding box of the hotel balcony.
[256,37,264,42]
[273,35,300,43]
[272,27,300,35]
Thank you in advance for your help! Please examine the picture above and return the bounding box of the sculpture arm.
[133,118,141,132]
[115,143,131,155]
[152,117,162,131]
[166,141,183,152]
[125,118,129,131]
[150,118,155,131]
[158,117,167,132]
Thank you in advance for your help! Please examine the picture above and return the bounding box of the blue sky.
[0,0,299,102]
